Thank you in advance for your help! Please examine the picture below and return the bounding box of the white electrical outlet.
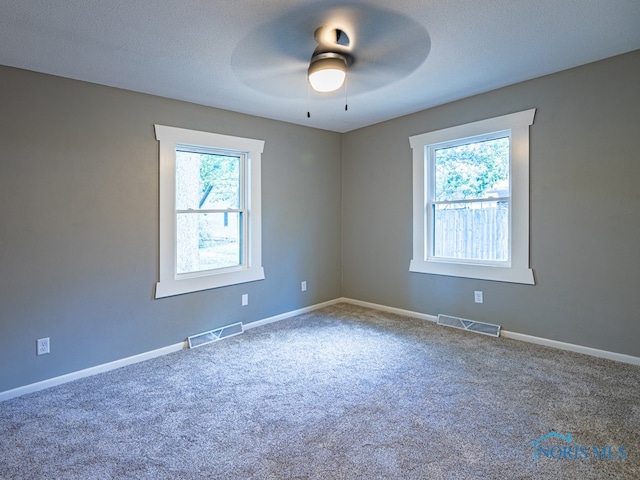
[474,291,484,304]
[37,337,50,355]
[301,281,307,292]
[241,294,249,306]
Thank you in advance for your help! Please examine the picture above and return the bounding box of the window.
[409,109,535,284]
[155,125,265,298]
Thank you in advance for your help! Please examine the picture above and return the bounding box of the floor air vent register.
[188,322,244,348]
[437,314,501,337]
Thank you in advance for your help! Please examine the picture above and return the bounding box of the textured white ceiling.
[1,1,639,132]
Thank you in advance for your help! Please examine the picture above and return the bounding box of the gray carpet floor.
[1,303,639,479]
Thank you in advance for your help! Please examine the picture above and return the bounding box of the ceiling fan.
[307,26,353,93]
[231,4,430,111]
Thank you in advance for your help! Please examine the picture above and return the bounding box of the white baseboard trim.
[338,297,439,323]
[500,330,640,366]
[243,298,344,330]
[339,297,640,367]
[4,297,638,402]
[0,342,186,403]
[0,298,343,402]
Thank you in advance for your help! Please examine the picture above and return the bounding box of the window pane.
[176,212,242,274]
[433,201,508,261]
[175,150,240,210]
[434,137,509,201]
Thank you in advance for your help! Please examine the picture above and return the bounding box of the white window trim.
[154,125,265,298]
[409,109,536,284]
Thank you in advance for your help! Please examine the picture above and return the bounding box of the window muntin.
[409,109,535,284]
[155,125,265,298]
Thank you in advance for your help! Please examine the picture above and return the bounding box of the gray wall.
[342,50,640,357]
[2,50,639,394]
[0,67,342,392]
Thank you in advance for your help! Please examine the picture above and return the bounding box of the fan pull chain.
[344,73,349,111]
[306,75,350,117]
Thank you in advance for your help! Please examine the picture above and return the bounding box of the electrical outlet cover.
[37,337,50,355]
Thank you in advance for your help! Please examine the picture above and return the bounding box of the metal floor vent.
[437,314,501,337]
[188,322,244,348]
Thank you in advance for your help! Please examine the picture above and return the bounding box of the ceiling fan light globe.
[309,69,346,92]
[308,54,347,93]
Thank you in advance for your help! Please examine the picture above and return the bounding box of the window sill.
[409,259,534,285]
[155,267,265,299]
